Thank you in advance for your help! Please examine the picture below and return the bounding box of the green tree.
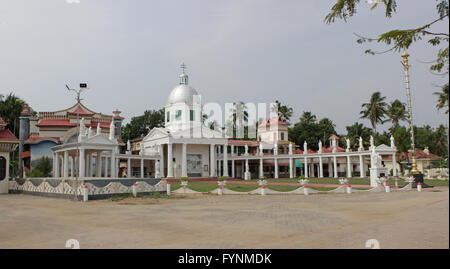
[434,83,449,114]
[0,93,26,136]
[360,91,387,134]
[121,109,164,141]
[28,156,52,177]
[289,111,337,150]
[384,99,408,127]
[324,0,449,79]
[270,100,293,125]
[345,122,372,148]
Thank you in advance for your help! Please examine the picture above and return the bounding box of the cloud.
[66,0,81,4]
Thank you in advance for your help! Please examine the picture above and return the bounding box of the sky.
[0,0,448,134]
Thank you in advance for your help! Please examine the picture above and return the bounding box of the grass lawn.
[309,186,336,191]
[226,184,259,192]
[267,185,300,192]
[424,179,449,186]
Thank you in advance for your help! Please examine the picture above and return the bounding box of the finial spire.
[179,62,189,85]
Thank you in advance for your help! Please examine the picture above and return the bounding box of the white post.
[261,185,266,196]
[166,181,171,195]
[132,183,137,197]
[304,157,308,178]
[359,154,365,178]
[53,153,57,177]
[63,151,69,178]
[385,182,391,192]
[83,184,88,202]
[303,185,309,195]
[417,182,422,192]
[346,184,352,194]
[319,156,323,178]
[181,143,187,177]
[140,158,144,178]
[223,143,229,177]
[274,158,279,179]
[218,185,223,195]
[333,155,338,178]
[210,144,216,177]
[347,155,352,178]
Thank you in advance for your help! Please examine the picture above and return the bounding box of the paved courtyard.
[0,188,448,249]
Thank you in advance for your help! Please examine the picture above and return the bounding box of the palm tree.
[0,93,25,136]
[384,99,408,127]
[270,100,293,125]
[360,91,387,134]
[229,101,248,139]
[434,83,449,114]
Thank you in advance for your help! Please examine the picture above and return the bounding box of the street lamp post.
[66,83,88,200]
[401,52,428,188]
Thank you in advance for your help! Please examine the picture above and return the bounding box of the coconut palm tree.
[270,100,293,125]
[360,91,387,134]
[0,93,26,136]
[384,99,408,127]
[434,83,449,114]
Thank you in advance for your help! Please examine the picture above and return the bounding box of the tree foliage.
[28,156,52,177]
[345,122,372,148]
[360,91,387,133]
[384,99,408,127]
[121,109,165,142]
[325,0,449,110]
[0,93,26,136]
[271,100,293,125]
[289,111,337,150]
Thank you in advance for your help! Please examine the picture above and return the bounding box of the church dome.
[167,84,199,105]
[167,63,199,105]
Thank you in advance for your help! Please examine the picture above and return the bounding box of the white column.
[328,157,332,177]
[319,156,323,178]
[115,158,119,177]
[218,159,222,176]
[70,156,74,177]
[333,155,338,178]
[359,154,364,178]
[259,158,264,178]
[140,158,144,178]
[63,151,69,178]
[304,157,308,178]
[110,151,115,178]
[210,144,216,177]
[223,143,229,177]
[127,158,131,178]
[289,158,293,178]
[167,143,173,178]
[231,145,235,156]
[104,157,109,177]
[159,144,165,177]
[181,143,187,178]
[392,153,397,176]
[96,152,102,177]
[274,158,279,178]
[79,149,85,178]
[54,154,60,177]
[231,160,235,178]
[347,155,352,178]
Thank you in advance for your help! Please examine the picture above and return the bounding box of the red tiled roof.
[87,121,113,129]
[294,149,303,154]
[0,129,19,141]
[68,105,94,116]
[25,137,60,144]
[383,149,440,161]
[21,151,30,159]
[258,116,287,128]
[329,134,339,140]
[307,148,317,154]
[36,119,77,127]
[228,140,259,146]
[117,139,126,146]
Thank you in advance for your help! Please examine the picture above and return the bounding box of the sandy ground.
[0,188,448,249]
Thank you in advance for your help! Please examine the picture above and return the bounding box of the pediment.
[143,128,169,141]
[83,134,117,145]
[169,126,225,139]
[376,144,394,151]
